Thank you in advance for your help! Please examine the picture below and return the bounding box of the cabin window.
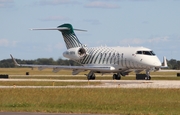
[136,51,142,54]
[150,51,155,55]
[136,50,156,56]
[143,51,151,55]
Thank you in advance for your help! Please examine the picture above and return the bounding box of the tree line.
[168,59,180,69]
[0,58,180,69]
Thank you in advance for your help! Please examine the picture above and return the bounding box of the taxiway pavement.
[0,79,180,88]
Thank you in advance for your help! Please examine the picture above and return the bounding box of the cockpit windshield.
[136,51,156,56]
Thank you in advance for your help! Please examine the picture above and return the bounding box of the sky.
[0,0,180,62]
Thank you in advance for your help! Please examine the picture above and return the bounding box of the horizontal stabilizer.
[73,29,87,32]
[30,27,69,31]
[30,27,87,32]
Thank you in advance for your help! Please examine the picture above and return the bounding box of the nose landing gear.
[145,70,151,80]
[145,75,151,80]
[136,70,152,80]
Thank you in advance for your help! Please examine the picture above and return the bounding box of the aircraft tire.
[87,76,91,80]
[113,74,121,80]
[87,74,96,80]
[148,76,151,80]
[113,74,117,80]
[91,75,96,80]
[87,75,92,80]
[116,76,121,80]
[145,76,151,80]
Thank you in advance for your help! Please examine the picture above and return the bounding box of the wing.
[10,54,115,75]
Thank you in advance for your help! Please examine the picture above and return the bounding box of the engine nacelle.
[63,47,86,60]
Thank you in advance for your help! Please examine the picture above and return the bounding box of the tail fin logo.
[58,24,83,49]
[30,23,86,49]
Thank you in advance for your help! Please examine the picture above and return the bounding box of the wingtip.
[161,56,168,68]
[10,54,20,66]
[74,28,87,32]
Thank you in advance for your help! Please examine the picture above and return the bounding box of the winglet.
[10,54,20,66]
[161,56,168,68]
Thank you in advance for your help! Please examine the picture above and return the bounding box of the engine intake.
[63,47,86,60]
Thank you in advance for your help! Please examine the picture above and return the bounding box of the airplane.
[10,23,168,80]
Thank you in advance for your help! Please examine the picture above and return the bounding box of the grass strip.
[0,81,101,86]
[0,88,180,114]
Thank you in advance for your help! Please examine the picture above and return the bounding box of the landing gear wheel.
[148,76,151,80]
[112,74,121,80]
[87,73,96,80]
[116,76,121,80]
[87,75,91,80]
[91,75,95,80]
[145,76,151,80]
[113,74,117,80]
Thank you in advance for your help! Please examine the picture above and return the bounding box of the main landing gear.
[86,71,122,80]
[112,73,121,80]
[86,71,96,80]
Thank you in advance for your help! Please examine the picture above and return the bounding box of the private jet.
[11,23,167,80]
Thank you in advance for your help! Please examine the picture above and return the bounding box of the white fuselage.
[64,46,161,73]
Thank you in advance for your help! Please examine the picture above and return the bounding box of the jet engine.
[63,47,86,60]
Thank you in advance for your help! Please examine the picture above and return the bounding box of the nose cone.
[153,60,161,67]
[148,56,161,67]
[138,56,162,67]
